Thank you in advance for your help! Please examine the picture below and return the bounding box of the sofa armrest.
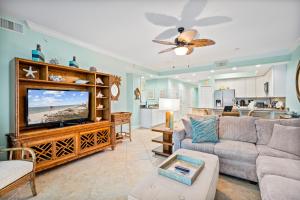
[173,128,186,152]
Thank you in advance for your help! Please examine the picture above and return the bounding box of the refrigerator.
[214,89,235,107]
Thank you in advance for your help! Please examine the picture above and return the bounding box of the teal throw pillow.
[190,117,218,143]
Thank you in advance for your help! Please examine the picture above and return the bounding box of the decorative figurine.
[96,117,102,122]
[49,74,64,82]
[69,56,79,68]
[89,66,97,72]
[49,58,59,65]
[96,91,104,98]
[96,77,104,85]
[134,88,141,100]
[32,44,45,62]
[74,79,89,84]
[23,66,38,79]
[97,104,104,109]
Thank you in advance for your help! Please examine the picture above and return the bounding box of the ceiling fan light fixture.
[174,47,188,55]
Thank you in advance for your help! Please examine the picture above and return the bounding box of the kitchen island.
[191,107,287,119]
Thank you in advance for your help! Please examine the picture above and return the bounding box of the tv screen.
[27,89,89,126]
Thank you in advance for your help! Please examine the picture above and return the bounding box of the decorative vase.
[32,44,45,62]
[69,56,79,68]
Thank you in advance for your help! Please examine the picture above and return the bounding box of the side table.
[151,124,173,157]
[111,112,132,143]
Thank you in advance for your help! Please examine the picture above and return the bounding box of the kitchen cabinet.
[245,77,256,97]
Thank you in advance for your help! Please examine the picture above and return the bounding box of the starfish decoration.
[23,66,38,79]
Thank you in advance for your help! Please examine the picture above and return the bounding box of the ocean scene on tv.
[27,89,89,125]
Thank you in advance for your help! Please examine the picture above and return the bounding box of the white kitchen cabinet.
[234,78,246,97]
[255,75,266,97]
[245,77,256,97]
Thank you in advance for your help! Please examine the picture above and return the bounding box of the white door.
[199,86,214,108]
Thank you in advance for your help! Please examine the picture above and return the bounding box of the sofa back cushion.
[255,119,280,145]
[219,116,257,143]
[255,118,300,145]
[279,118,300,127]
[268,124,300,157]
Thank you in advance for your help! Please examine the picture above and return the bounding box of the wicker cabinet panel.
[27,141,53,164]
[96,128,110,147]
[80,132,96,151]
[55,136,76,158]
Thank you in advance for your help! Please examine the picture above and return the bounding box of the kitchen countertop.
[191,107,287,113]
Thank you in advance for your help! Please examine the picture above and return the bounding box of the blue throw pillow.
[190,117,218,143]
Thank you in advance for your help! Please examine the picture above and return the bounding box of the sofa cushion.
[219,116,257,143]
[190,117,218,143]
[255,119,280,145]
[268,124,300,157]
[256,156,300,181]
[181,138,215,154]
[260,175,300,200]
[182,118,193,138]
[214,139,258,164]
[0,160,33,189]
[279,118,300,127]
[256,145,300,160]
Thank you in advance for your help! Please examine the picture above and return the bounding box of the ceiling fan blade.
[195,16,232,27]
[155,28,178,40]
[190,39,215,47]
[178,29,198,43]
[145,13,179,27]
[186,46,194,55]
[181,0,207,20]
[158,47,177,54]
[152,40,176,45]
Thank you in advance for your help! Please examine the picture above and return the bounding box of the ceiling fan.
[153,27,215,55]
[145,0,231,40]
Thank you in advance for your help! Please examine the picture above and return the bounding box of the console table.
[151,124,173,157]
[111,112,132,142]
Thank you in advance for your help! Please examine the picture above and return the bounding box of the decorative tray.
[158,154,205,185]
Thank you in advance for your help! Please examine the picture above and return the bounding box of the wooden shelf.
[96,97,108,99]
[152,136,173,146]
[152,146,171,157]
[19,78,95,87]
[96,85,109,88]
[96,108,107,110]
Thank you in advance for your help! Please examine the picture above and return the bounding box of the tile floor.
[3,128,261,200]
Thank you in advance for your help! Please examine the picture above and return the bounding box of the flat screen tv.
[26,89,89,126]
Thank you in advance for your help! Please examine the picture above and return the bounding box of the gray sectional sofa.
[173,116,300,200]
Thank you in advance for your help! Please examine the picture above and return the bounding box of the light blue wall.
[286,45,300,112]
[0,17,147,152]
[126,73,141,128]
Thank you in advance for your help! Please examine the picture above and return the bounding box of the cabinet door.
[234,79,246,98]
[255,76,265,97]
[246,78,256,98]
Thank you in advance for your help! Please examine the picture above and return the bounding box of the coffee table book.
[158,154,205,185]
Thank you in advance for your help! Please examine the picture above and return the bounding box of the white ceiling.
[1,0,299,72]
[164,64,272,84]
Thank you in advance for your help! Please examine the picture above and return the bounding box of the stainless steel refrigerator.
[214,89,235,107]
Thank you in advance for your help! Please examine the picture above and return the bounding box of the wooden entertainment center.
[8,58,115,172]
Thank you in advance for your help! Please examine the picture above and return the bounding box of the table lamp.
[159,98,180,129]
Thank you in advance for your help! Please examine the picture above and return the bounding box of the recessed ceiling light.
[192,73,196,76]
[208,76,211,79]
[232,67,237,70]
[141,76,145,79]
[210,70,215,73]
[256,65,261,68]
[175,75,179,78]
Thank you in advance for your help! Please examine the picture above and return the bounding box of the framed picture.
[296,60,300,102]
